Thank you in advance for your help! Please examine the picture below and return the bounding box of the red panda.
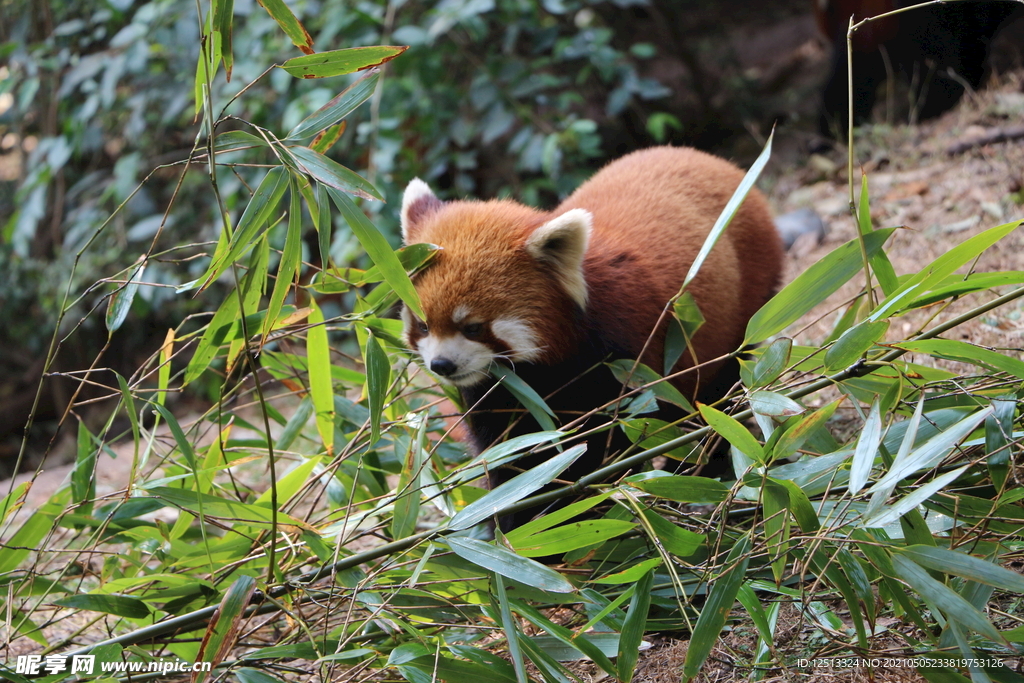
[400,146,784,529]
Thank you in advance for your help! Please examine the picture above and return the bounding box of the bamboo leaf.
[745,228,894,344]
[280,45,408,78]
[736,583,774,652]
[890,554,1003,643]
[0,482,30,526]
[806,547,868,647]
[778,479,820,532]
[986,395,1015,489]
[249,641,341,661]
[193,574,256,683]
[608,359,693,411]
[664,292,705,375]
[202,166,288,289]
[617,567,655,682]
[157,328,173,407]
[255,0,313,54]
[493,572,529,683]
[226,235,269,373]
[404,652,519,683]
[454,431,565,484]
[504,492,614,542]
[169,436,226,498]
[212,0,234,79]
[857,172,871,236]
[262,178,304,342]
[4,606,46,648]
[213,130,266,153]
[449,444,586,530]
[306,300,335,454]
[235,669,286,683]
[762,479,790,583]
[491,364,557,432]
[849,398,882,495]
[291,146,382,201]
[359,242,440,283]
[699,403,763,461]
[895,339,1024,379]
[287,69,379,140]
[511,638,572,683]
[871,250,899,296]
[0,508,55,574]
[327,186,423,319]
[823,319,889,373]
[683,537,751,681]
[106,261,145,332]
[899,546,1024,593]
[861,466,970,528]
[868,408,991,494]
[871,220,1020,320]
[510,520,635,557]
[749,390,804,419]
[254,457,321,508]
[579,587,630,632]
[587,559,662,588]
[153,403,197,470]
[365,332,391,444]
[620,418,691,460]
[625,474,730,504]
[684,131,772,288]
[392,417,426,540]
[527,635,622,664]
[315,181,331,268]
[641,509,704,556]
[311,122,346,153]
[446,537,575,593]
[907,270,1024,309]
[72,419,97,510]
[193,10,220,116]
[149,487,313,530]
[53,594,150,619]
[751,336,791,387]
[773,399,840,460]
[510,598,617,677]
[663,320,686,380]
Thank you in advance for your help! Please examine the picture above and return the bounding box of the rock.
[775,208,826,251]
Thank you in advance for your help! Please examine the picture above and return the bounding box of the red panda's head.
[399,178,592,387]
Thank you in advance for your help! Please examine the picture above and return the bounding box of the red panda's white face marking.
[401,304,494,386]
[416,329,493,386]
[491,318,543,361]
[401,304,543,386]
[399,178,591,387]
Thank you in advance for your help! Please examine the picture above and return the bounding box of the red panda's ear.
[525,208,592,308]
[401,178,443,244]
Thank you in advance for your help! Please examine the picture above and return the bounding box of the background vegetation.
[0,0,819,466]
[2,1,1024,682]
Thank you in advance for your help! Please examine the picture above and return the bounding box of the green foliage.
[1,0,674,459]
[3,2,1024,682]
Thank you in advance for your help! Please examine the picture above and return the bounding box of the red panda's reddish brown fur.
[557,147,782,394]
[400,146,784,529]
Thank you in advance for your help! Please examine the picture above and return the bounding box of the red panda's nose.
[430,358,458,377]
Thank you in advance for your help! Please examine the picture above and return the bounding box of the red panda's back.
[556,146,783,394]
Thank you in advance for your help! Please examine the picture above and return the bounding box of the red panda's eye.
[417,321,429,335]
[462,323,483,339]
